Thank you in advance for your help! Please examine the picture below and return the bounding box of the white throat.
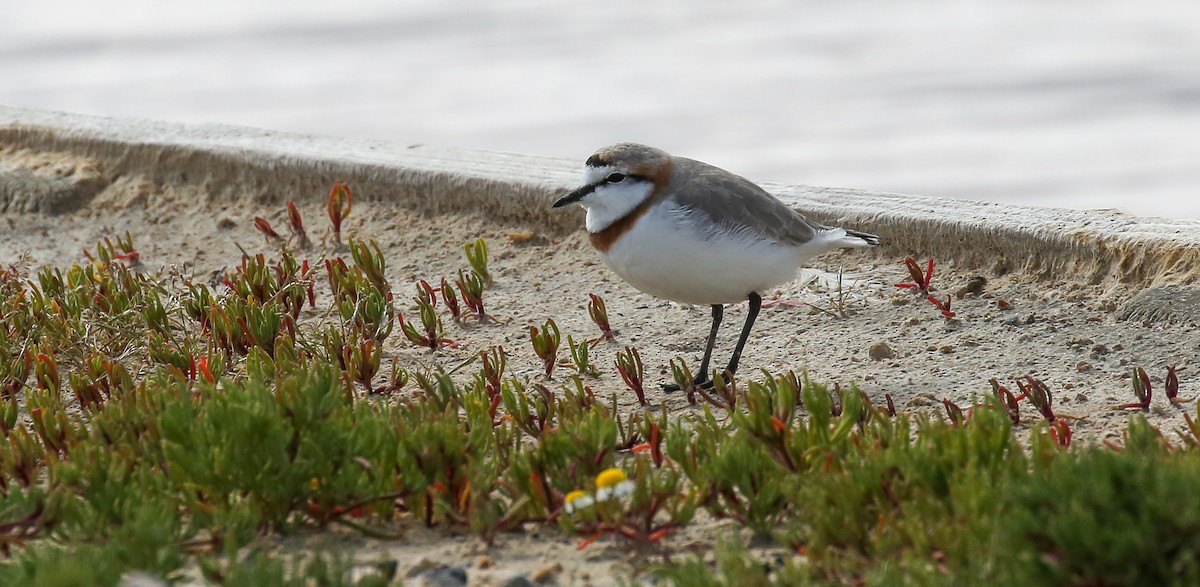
[578,166,655,233]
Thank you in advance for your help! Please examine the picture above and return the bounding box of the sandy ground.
[3,148,1199,584]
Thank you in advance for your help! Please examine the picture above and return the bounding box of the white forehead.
[582,164,617,185]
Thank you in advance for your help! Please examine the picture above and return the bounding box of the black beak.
[552,184,596,208]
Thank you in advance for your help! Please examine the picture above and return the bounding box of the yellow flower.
[564,469,636,514]
[595,468,627,489]
[595,468,634,502]
[563,489,594,514]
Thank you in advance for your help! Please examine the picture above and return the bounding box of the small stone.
[216,217,237,230]
[956,276,987,298]
[413,566,468,587]
[938,345,955,354]
[868,341,896,361]
[506,229,537,244]
[502,576,537,587]
[407,559,440,578]
[1076,361,1093,372]
[1091,344,1109,356]
[1067,337,1094,349]
[530,563,563,584]
[907,392,939,407]
[996,299,1013,310]
[477,555,494,569]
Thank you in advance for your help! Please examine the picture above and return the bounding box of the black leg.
[662,303,723,391]
[723,292,762,377]
[695,304,723,384]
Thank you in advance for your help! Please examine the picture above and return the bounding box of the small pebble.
[407,559,439,578]
[868,341,896,361]
[1067,337,1094,349]
[413,566,468,587]
[907,392,939,407]
[506,229,537,243]
[531,563,563,584]
[956,276,987,298]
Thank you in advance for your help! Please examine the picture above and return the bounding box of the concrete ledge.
[2,105,1198,288]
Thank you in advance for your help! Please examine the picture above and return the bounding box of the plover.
[554,143,880,389]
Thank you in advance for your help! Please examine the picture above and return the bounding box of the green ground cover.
[2,206,1199,586]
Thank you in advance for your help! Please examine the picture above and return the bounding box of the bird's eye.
[606,173,626,183]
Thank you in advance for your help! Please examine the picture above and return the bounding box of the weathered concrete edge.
[2,105,1199,288]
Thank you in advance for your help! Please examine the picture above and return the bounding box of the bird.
[553,143,880,389]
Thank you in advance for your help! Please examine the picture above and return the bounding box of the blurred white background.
[3,0,1199,218]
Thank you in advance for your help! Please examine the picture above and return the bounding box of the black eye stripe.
[597,173,649,183]
[582,171,651,190]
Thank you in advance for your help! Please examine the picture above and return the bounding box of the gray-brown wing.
[665,157,828,246]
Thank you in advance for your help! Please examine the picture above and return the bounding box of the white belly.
[598,205,803,305]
